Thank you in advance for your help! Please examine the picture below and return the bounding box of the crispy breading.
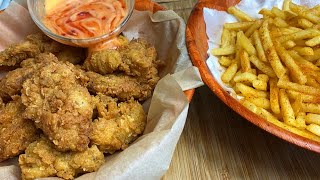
[84,39,160,84]
[90,94,146,154]
[83,49,122,74]
[86,71,153,101]
[0,53,58,100]
[0,33,85,66]
[19,136,105,180]
[0,97,39,162]
[119,39,159,76]
[21,60,94,152]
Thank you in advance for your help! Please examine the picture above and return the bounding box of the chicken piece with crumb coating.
[19,136,105,180]
[90,94,146,154]
[0,97,39,162]
[84,38,160,83]
[86,71,153,101]
[0,53,57,101]
[0,33,85,66]
[21,60,94,152]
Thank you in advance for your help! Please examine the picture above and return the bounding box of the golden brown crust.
[0,33,85,66]
[21,60,94,152]
[86,71,153,101]
[0,53,58,100]
[19,136,105,180]
[90,94,146,154]
[0,97,39,162]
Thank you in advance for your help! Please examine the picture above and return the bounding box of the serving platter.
[186,0,320,153]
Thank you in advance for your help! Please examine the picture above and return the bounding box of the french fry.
[306,113,320,125]
[306,76,320,88]
[224,21,254,31]
[292,95,302,115]
[240,49,251,72]
[274,41,307,84]
[295,112,307,129]
[233,72,257,83]
[283,40,296,49]
[221,62,238,83]
[270,79,280,114]
[301,103,320,114]
[249,55,277,78]
[245,20,263,37]
[293,46,314,56]
[218,56,233,67]
[278,78,320,96]
[279,89,296,126]
[288,50,320,71]
[258,74,269,82]
[287,90,320,103]
[306,36,320,47]
[298,18,314,29]
[306,124,320,136]
[273,17,288,27]
[236,83,268,98]
[290,2,320,23]
[259,20,287,78]
[245,96,270,109]
[252,31,267,62]
[259,9,274,18]
[304,49,320,62]
[221,28,232,48]
[252,79,267,91]
[283,0,291,11]
[237,31,256,55]
[278,28,320,43]
[271,7,286,19]
[227,6,254,22]
[211,46,235,56]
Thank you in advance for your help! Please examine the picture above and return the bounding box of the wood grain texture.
[186,0,320,153]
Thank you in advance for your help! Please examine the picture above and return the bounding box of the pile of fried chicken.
[0,33,160,180]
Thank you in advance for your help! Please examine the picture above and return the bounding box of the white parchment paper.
[204,0,320,97]
[0,1,204,179]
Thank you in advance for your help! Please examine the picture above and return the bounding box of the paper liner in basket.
[0,1,203,179]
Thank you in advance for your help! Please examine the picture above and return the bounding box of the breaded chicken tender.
[90,94,146,154]
[86,71,153,101]
[0,33,85,66]
[0,97,38,162]
[22,60,94,152]
[83,49,122,74]
[84,39,160,84]
[0,53,57,100]
[119,39,159,77]
[19,136,105,180]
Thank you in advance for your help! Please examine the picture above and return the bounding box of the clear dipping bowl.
[27,0,134,47]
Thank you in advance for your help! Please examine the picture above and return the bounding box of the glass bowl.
[27,0,135,47]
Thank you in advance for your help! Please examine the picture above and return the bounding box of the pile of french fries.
[211,0,320,142]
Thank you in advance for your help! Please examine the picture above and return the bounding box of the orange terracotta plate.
[186,0,320,153]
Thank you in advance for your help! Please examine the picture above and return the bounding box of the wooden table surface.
[159,1,320,179]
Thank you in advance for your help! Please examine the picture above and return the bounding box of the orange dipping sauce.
[44,0,128,39]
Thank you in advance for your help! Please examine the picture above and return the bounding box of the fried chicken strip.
[22,60,94,151]
[0,97,39,162]
[0,53,57,100]
[0,33,85,66]
[90,94,146,154]
[19,136,105,180]
[84,39,160,83]
[86,71,153,101]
